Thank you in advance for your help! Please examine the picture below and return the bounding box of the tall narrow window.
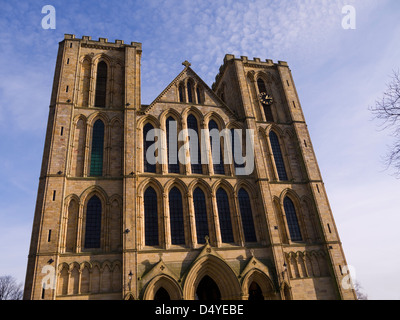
[269,131,288,181]
[238,189,257,242]
[144,187,159,246]
[283,197,302,242]
[90,120,104,176]
[196,87,202,104]
[95,61,107,108]
[169,187,185,245]
[187,115,202,174]
[166,117,179,173]
[216,188,234,243]
[143,123,156,173]
[209,120,225,175]
[257,78,274,122]
[193,188,209,244]
[187,81,193,103]
[84,195,102,249]
[179,84,184,102]
[231,128,245,174]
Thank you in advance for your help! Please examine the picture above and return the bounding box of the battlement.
[63,34,142,49]
[212,54,289,90]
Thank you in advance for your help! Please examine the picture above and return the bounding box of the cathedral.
[23,34,356,300]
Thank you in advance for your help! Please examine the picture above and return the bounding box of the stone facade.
[23,34,356,300]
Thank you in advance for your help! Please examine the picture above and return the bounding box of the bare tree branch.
[370,69,400,176]
[0,276,23,300]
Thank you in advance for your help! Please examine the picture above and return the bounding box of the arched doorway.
[248,282,264,300]
[154,287,171,300]
[195,276,221,300]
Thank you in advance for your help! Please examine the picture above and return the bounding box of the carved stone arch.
[92,53,114,67]
[182,254,241,300]
[204,111,227,129]
[142,274,183,300]
[87,112,110,128]
[211,178,235,196]
[63,194,80,253]
[159,108,183,126]
[73,114,88,126]
[226,120,244,130]
[188,178,212,195]
[163,178,189,196]
[138,177,164,196]
[234,180,258,199]
[57,263,69,296]
[280,189,307,243]
[137,114,161,129]
[300,195,320,242]
[109,194,123,251]
[246,70,256,82]
[182,105,204,124]
[80,185,109,206]
[241,268,278,300]
[273,196,289,244]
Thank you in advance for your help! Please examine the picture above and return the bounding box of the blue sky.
[0,0,399,299]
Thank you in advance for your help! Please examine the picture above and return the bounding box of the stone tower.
[24,35,356,300]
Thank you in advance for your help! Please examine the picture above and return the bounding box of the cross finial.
[182,60,191,68]
[205,235,210,244]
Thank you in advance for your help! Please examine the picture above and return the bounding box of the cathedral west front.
[23,34,356,300]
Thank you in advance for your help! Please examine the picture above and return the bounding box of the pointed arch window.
[238,189,257,242]
[84,195,102,249]
[187,115,202,174]
[193,188,209,244]
[231,128,245,173]
[144,187,159,246]
[283,197,302,242]
[143,123,156,173]
[179,84,184,103]
[257,78,273,122]
[209,120,225,175]
[95,61,107,108]
[216,188,234,243]
[169,187,185,245]
[269,131,288,181]
[187,81,193,103]
[166,117,179,173]
[90,120,104,176]
[196,87,202,104]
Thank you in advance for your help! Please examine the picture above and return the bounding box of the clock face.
[259,92,273,105]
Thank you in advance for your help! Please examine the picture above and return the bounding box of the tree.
[354,280,368,300]
[0,276,23,300]
[370,70,400,176]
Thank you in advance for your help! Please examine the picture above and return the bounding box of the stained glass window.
[283,197,302,242]
[238,189,257,242]
[193,188,209,244]
[216,188,234,243]
[90,120,104,176]
[144,187,159,246]
[209,120,225,175]
[169,187,185,245]
[187,115,202,174]
[95,61,107,108]
[269,131,288,181]
[84,196,102,249]
[143,123,156,173]
[166,117,179,173]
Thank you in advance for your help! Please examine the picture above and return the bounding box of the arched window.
[166,117,179,173]
[257,78,274,122]
[193,188,209,244]
[216,188,234,243]
[144,187,159,246]
[187,81,193,103]
[90,120,104,176]
[269,131,288,181]
[196,87,202,104]
[283,197,302,242]
[238,189,257,242]
[143,123,156,173]
[209,120,225,175]
[187,115,202,174]
[95,61,107,108]
[231,128,245,173]
[196,276,221,300]
[169,187,185,245]
[84,195,102,249]
[179,84,184,103]
[154,287,170,300]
